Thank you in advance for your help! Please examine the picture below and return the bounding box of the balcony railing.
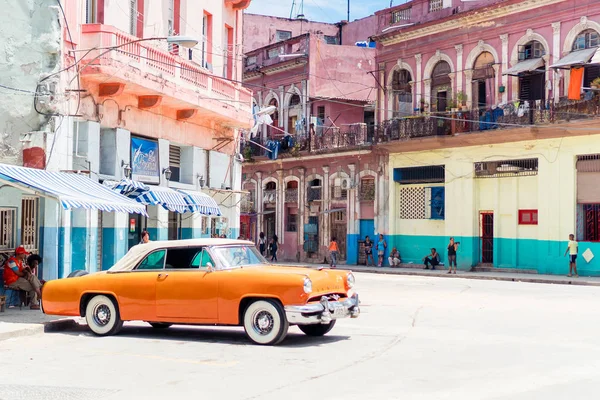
[359,181,376,201]
[285,188,299,203]
[79,24,252,112]
[263,190,277,204]
[375,97,600,144]
[307,187,322,202]
[240,198,255,213]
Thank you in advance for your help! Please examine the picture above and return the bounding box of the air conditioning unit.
[340,177,351,190]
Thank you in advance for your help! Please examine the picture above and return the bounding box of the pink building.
[240,15,384,265]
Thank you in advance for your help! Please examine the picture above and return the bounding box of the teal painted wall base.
[347,234,359,264]
[102,227,128,270]
[388,235,600,275]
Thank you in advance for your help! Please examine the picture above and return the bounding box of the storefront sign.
[131,137,159,177]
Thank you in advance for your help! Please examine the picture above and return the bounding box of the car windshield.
[211,245,268,269]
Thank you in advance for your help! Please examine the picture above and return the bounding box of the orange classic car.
[41,239,360,345]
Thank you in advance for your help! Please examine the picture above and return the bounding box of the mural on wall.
[131,136,159,177]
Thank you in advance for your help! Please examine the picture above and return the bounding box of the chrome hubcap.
[252,310,274,335]
[93,304,111,326]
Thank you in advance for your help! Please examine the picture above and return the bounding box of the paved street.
[1,273,600,400]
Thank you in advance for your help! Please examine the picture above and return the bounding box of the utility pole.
[347,0,350,21]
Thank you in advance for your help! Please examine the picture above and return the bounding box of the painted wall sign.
[131,136,159,177]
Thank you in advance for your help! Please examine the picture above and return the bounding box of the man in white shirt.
[564,234,578,278]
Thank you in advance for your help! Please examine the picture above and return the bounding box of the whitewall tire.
[243,299,289,345]
[85,295,124,336]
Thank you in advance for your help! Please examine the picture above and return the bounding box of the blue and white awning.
[0,164,148,215]
[110,179,151,199]
[137,186,189,213]
[179,190,222,216]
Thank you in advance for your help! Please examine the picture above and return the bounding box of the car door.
[155,246,219,321]
[115,248,166,321]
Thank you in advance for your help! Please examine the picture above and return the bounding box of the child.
[564,233,578,277]
[329,237,339,268]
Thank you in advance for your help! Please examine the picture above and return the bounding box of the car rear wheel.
[85,295,123,336]
[148,322,172,329]
[298,320,336,336]
[243,299,289,345]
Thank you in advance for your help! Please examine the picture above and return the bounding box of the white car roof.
[108,238,255,272]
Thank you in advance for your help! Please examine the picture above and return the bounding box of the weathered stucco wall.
[0,0,60,166]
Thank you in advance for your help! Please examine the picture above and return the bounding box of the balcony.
[359,180,376,201]
[240,197,255,214]
[263,190,277,205]
[374,97,600,150]
[78,24,253,127]
[307,187,322,202]
[244,34,309,75]
[285,188,299,203]
[241,123,371,161]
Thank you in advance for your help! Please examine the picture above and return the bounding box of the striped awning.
[137,186,189,213]
[179,190,222,215]
[105,179,152,200]
[0,164,147,215]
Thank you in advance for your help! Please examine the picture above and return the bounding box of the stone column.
[415,54,423,104]
[500,34,509,103]
[322,166,330,250]
[423,79,431,111]
[492,65,500,106]
[552,22,561,102]
[464,70,474,109]
[455,45,463,95]
[298,167,306,256]
[278,85,285,128]
[543,54,551,104]
[256,171,263,236]
[347,164,358,264]
[378,62,386,124]
[277,169,285,244]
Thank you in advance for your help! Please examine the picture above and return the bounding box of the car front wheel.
[243,299,289,345]
[85,295,124,336]
[298,320,336,336]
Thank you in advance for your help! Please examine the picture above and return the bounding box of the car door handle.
[158,273,169,278]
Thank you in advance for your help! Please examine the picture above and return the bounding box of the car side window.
[136,250,166,270]
[165,247,211,269]
[190,249,214,269]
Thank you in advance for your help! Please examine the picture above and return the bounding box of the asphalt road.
[1,273,600,400]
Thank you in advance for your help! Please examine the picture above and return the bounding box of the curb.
[346,267,600,287]
[0,318,80,342]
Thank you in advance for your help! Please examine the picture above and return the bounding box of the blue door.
[359,219,375,241]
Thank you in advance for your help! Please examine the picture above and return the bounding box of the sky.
[245,0,398,23]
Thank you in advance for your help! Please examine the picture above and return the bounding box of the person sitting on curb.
[422,248,440,270]
[3,246,42,310]
[388,247,401,267]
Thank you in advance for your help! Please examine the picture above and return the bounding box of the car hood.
[253,265,348,294]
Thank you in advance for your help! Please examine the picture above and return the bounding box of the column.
[278,85,285,128]
[347,164,359,264]
[464,70,474,109]
[256,171,264,236]
[492,65,500,106]
[298,167,306,256]
[500,34,509,103]
[42,199,70,280]
[101,212,128,270]
[415,54,423,104]
[455,45,463,96]
[277,169,285,244]
[71,210,92,272]
[322,166,330,249]
[423,79,431,111]
[147,206,168,240]
[552,22,561,102]
[378,62,386,124]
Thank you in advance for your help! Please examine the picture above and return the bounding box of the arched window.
[472,52,496,109]
[473,52,495,79]
[286,180,298,189]
[519,40,545,60]
[268,98,278,137]
[573,29,600,51]
[391,69,412,117]
[431,60,451,112]
[265,182,276,190]
[289,94,301,106]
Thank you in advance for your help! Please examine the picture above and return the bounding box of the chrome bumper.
[284,293,360,325]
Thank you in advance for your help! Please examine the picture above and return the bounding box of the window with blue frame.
[428,187,445,220]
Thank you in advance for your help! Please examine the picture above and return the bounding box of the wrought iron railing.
[285,188,299,203]
[307,187,322,202]
[359,180,376,201]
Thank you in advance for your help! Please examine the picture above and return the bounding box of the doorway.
[264,212,276,250]
[128,212,147,249]
[480,212,494,264]
[168,212,181,240]
[330,210,347,261]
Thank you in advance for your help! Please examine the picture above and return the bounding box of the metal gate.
[330,210,347,261]
[480,212,494,264]
[21,197,38,253]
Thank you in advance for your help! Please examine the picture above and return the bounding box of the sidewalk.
[278,262,600,287]
[0,308,81,341]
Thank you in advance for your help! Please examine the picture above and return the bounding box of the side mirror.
[206,262,214,273]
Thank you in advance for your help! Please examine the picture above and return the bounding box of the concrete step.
[472,266,538,274]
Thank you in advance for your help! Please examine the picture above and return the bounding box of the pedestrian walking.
[269,235,278,262]
[329,237,340,268]
[364,235,375,266]
[564,233,578,277]
[447,237,459,274]
[258,232,266,256]
[376,234,387,267]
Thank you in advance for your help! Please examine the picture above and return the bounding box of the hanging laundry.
[568,67,584,100]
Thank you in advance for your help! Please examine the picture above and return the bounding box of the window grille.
[393,166,445,184]
[267,47,281,59]
[359,178,375,201]
[429,0,443,12]
[276,30,292,42]
[391,7,411,23]
[286,213,297,232]
[0,208,15,250]
[169,145,181,182]
[474,158,538,178]
[246,55,257,66]
[399,187,444,220]
[21,197,38,252]
[324,35,338,45]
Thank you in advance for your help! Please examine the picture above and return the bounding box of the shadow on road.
[47,322,351,347]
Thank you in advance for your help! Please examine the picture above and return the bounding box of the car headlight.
[303,277,313,294]
[347,273,355,289]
